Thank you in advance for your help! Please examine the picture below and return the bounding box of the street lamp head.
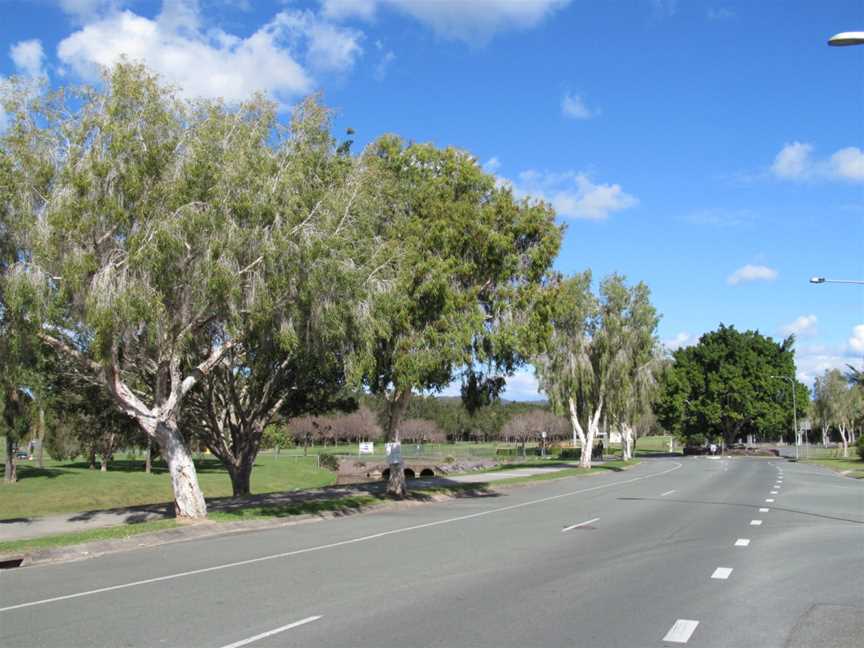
[828,31,864,46]
[809,276,826,284]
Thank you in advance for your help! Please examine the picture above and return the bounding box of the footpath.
[0,463,581,543]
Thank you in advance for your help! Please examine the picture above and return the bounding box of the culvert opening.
[404,468,416,479]
[420,468,435,477]
[381,468,390,480]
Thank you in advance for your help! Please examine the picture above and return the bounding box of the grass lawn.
[0,454,335,520]
[803,456,864,479]
[0,519,180,555]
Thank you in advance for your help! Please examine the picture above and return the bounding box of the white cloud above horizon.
[781,314,817,338]
[664,331,697,351]
[849,324,864,354]
[561,91,595,119]
[56,3,363,105]
[11,39,46,77]
[771,141,864,183]
[507,169,638,220]
[320,0,570,43]
[727,264,778,285]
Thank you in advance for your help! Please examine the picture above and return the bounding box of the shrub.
[443,455,455,463]
[856,435,864,461]
[319,453,340,471]
[558,448,582,460]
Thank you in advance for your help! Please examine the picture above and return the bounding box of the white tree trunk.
[620,423,634,461]
[158,420,207,518]
[821,425,829,448]
[567,396,587,457]
[838,424,849,458]
[580,400,603,469]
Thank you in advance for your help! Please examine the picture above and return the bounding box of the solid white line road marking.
[734,538,750,547]
[663,619,699,644]
[219,616,322,648]
[766,498,775,503]
[711,567,733,580]
[661,490,676,496]
[759,508,769,512]
[562,517,600,532]
[0,462,684,614]
[751,519,763,526]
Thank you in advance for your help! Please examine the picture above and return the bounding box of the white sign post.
[358,442,374,455]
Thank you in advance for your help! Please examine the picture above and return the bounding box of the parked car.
[14,451,29,460]
[682,445,708,456]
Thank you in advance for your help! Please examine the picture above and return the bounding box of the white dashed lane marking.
[711,567,733,580]
[734,538,750,546]
[663,619,699,644]
[750,520,763,526]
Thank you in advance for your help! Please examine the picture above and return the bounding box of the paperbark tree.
[2,64,285,517]
[537,274,652,468]
[361,137,561,495]
[179,100,370,497]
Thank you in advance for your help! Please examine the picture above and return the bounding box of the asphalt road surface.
[2,457,862,647]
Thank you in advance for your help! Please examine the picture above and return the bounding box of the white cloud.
[58,0,120,23]
[508,170,638,220]
[561,92,595,120]
[771,141,864,183]
[781,314,817,337]
[373,49,395,80]
[321,0,378,21]
[830,147,864,182]
[504,368,545,401]
[707,7,734,20]
[772,141,812,179]
[483,156,501,173]
[727,264,778,285]
[795,346,849,384]
[56,4,364,105]
[664,332,697,351]
[321,0,570,43]
[10,39,46,77]
[849,324,864,353]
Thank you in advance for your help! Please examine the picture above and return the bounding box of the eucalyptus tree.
[180,100,373,497]
[360,137,561,496]
[1,64,291,517]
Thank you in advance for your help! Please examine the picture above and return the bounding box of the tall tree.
[655,325,808,446]
[2,65,287,517]
[537,273,659,467]
[361,137,561,495]
[179,99,371,497]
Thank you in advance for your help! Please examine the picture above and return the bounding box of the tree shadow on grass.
[14,466,73,480]
[61,458,230,475]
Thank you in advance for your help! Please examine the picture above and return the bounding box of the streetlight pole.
[771,375,799,460]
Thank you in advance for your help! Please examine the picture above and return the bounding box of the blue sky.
[2,0,862,399]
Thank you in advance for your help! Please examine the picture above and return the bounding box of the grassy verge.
[0,458,640,556]
[0,455,334,520]
[0,519,179,555]
[803,457,864,479]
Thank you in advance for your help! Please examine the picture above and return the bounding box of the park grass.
[0,455,335,520]
[0,519,179,555]
[803,456,864,479]
[208,494,379,521]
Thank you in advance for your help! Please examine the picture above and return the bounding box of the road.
[1,457,862,647]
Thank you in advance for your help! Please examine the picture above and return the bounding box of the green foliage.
[856,435,864,461]
[318,453,340,471]
[655,325,807,444]
[358,136,561,437]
